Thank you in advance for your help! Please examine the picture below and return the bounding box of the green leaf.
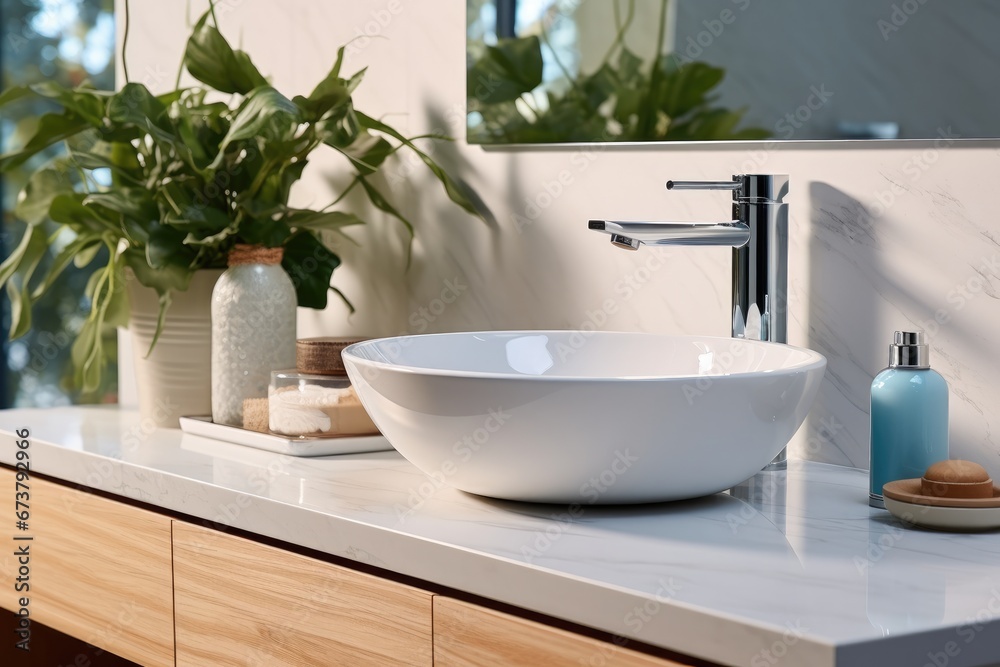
[659,61,726,118]
[281,231,340,309]
[294,46,355,120]
[146,225,194,270]
[122,249,189,359]
[6,282,30,340]
[31,234,103,300]
[0,232,27,289]
[235,215,289,247]
[617,48,644,85]
[0,113,90,172]
[329,45,346,79]
[356,136,395,174]
[124,248,191,294]
[49,194,117,233]
[328,285,355,314]
[69,149,114,170]
[356,175,413,239]
[467,35,544,104]
[156,89,185,108]
[613,87,644,124]
[0,85,34,108]
[580,63,619,113]
[28,81,107,126]
[67,131,143,179]
[232,50,266,90]
[666,106,770,141]
[103,267,130,329]
[14,166,75,226]
[355,111,480,217]
[84,188,158,225]
[166,100,210,166]
[183,10,268,95]
[181,219,238,247]
[257,159,309,208]
[164,205,231,233]
[284,210,364,232]
[107,83,169,130]
[147,292,172,357]
[0,82,107,127]
[0,225,47,294]
[692,108,743,139]
[4,226,50,339]
[317,104,361,149]
[207,135,262,195]
[344,67,366,96]
[70,280,100,386]
[71,257,126,392]
[338,134,393,176]
[73,240,105,269]
[209,86,300,169]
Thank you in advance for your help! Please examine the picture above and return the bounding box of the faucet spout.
[609,234,641,251]
[589,220,751,248]
[588,173,790,469]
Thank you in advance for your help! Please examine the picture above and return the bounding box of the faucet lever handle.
[666,180,741,191]
[667,175,788,203]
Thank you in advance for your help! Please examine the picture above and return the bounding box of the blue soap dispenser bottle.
[869,331,948,508]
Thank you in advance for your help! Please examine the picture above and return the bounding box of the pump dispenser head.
[888,331,930,369]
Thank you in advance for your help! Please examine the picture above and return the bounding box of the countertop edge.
[0,425,840,667]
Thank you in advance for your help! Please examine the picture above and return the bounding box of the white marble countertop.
[1,406,999,667]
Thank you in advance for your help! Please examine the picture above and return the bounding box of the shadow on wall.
[805,182,884,468]
[807,180,1000,478]
[418,102,586,331]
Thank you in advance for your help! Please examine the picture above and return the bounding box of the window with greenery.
[1,0,116,407]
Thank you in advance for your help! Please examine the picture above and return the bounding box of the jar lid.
[296,337,366,376]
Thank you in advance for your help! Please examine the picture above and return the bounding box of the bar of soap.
[242,397,270,433]
[921,459,994,499]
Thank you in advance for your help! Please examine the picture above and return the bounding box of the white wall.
[118,1,1000,478]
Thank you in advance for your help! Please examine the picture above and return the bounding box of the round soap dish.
[883,459,1000,531]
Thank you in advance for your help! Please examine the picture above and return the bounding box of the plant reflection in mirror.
[467,0,770,143]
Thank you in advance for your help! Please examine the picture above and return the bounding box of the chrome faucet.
[589,174,790,467]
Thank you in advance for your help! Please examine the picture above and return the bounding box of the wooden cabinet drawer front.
[0,468,23,612]
[173,522,433,666]
[433,597,695,667]
[0,468,174,667]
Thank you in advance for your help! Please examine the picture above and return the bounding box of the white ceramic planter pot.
[126,269,223,428]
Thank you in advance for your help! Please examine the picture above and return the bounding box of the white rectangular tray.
[179,416,394,457]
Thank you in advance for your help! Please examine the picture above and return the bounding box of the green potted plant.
[0,4,480,424]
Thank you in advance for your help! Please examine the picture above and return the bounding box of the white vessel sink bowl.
[343,332,826,504]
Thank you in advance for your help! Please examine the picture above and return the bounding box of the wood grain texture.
[172,521,433,666]
[433,597,701,667]
[0,468,21,614]
[0,468,174,667]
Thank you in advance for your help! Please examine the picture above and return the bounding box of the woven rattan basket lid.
[296,337,366,376]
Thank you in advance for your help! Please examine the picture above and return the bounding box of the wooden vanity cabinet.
[433,596,694,667]
[171,522,433,666]
[0,467,706,667]
[0,468,174,667]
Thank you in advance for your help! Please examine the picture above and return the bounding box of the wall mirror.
[467,0,999,144]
